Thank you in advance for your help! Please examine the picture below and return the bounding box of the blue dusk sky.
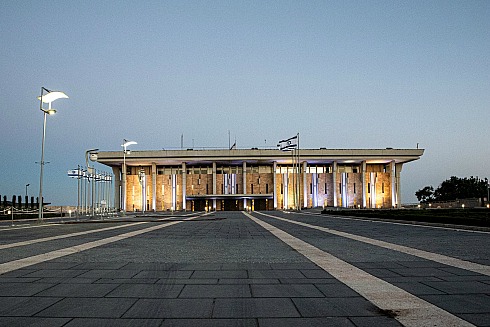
[1,1,489,205]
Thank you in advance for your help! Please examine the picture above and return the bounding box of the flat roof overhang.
[186,194,273,200]
[94,148,424,168]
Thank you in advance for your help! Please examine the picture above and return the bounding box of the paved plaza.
[0,210,489,326]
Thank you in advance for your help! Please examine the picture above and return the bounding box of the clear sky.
[1,1,489,206]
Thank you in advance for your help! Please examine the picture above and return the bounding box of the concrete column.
[243,161,247,209]
[362,161,367,208]
[112,166,121,211]
[273,161,277,209]
[391,161,396,208]
[303,161,307,209]
[152,163,156,211]
[370,172,377,208]
[333,161,338,207]
[212,162,217,210]
[396,163,403,208]
[122,164,127,212]
[182,162,186,211]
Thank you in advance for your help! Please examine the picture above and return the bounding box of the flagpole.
[291,148,295,210]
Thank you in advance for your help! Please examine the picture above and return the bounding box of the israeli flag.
[278,135,298,151]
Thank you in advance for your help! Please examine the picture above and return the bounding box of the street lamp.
[86,148,99,217]
[38,87,68,222]
[122,139,137,213]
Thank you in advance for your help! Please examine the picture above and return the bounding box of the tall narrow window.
[310,183,312,194]
[354,183,356,194]
[206,184,209,194]
[266,184,269,193]
[281,184,283,194]
[251,184,254,194]
[368,183,371,193]
[382,183,385,194]
[325,183,327,194]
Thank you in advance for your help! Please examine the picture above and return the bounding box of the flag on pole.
[278,135,298,151]
[230,141,236,150]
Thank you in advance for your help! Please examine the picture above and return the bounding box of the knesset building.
[95,148,424,212]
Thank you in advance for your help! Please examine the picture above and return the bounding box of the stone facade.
[95,148,423,211]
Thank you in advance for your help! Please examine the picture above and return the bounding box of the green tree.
[416,176,488,202]
[415,186,434,203]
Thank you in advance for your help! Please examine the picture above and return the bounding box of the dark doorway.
[224,199,239,211]
[193,199,206,211]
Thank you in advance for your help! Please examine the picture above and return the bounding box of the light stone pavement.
[0,210,489,326]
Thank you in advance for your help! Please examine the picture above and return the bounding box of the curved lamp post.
[38,87,68,222]
[121,139,137,213]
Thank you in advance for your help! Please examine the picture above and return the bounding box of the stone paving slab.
[35,283,118,297]
[106,283,184,298]
[0,316,70,327]
[0,282,55,296]
[389,281,446,295]
[314,283,362,297]
[218,278,279,284]
[250,284,324,297]
[348,316,404,327]
[76,269,140,279]
[35,298,136,318]
[0,297,62,316]
[133,270,193,279]
[23,269,88,278]
[258,317,356,327]
[123,299,214,318]
[34,277,99,284]
[180,284,251,298]
[292,297,382,317]
[64,318,164,327]
[212,298,300,318]
[94,277,159,284]
[191,270,248,279]
[423,280,490,294]
[421,294,490,313]
[161,318,258,326]
[248,269,305,279]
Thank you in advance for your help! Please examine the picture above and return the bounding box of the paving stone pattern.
[0,211,488,326]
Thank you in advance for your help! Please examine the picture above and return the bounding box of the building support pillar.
[212,162,217,210]
[152,163,156,211]
[182,162,186,211]
[112,166,121,211]
[273,161,277,209]
[122,163,127,212]
[333,161,338,207]
[362,161,367,208]
[396,163,403,208]
[390,161,396,208]
[243,161,247,209]
[303,161,307,209]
